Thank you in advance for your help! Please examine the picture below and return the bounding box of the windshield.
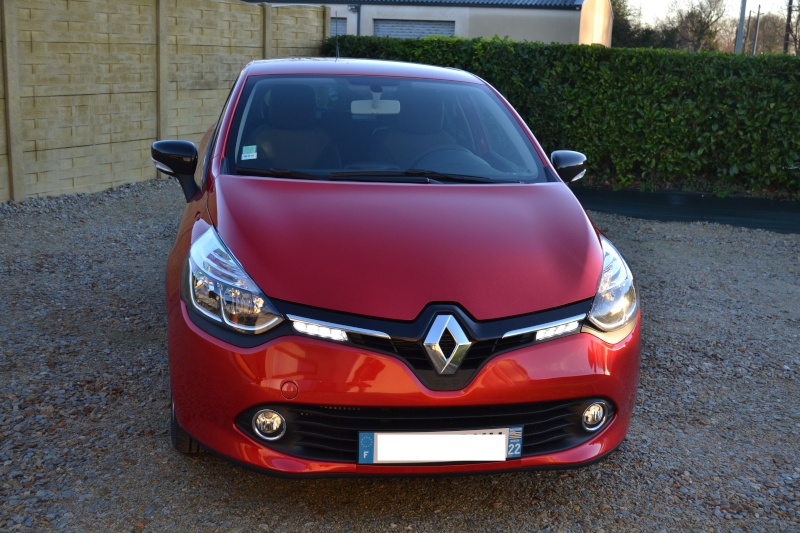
[225,74,547,183]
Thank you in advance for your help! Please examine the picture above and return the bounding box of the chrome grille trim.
[287,314,391,339]
[502,314,586,339]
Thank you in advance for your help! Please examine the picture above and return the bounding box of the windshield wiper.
[236,167,327,180]
[327,170,439,183]
[236,167,522,184]
[329,169,502,183]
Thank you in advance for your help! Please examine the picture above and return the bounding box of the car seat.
[253,84,340,169]
[373,89,457,169]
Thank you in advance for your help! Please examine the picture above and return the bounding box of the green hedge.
[323,36,800,199]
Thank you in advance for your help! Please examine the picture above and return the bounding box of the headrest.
[269,84,317,130]
[397,89,444,135]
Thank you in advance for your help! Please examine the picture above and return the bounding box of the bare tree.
[746,13,789,54]
[716,16,740,52]
[634,1,797,53]
[668,0,729,52]
[611,0,681,48]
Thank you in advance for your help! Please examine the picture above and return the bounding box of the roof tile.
[241,0,582,8]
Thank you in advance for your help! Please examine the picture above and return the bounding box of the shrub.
[323,35,800,199]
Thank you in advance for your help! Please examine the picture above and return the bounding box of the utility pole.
[785,0,795,53]
[745,10,753,50]
[735,0,748,53]
[752,5,761,56]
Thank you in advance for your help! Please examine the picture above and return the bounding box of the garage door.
[374,19,455,39]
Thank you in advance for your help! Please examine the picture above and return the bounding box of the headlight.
[186,226,283,334]
[587,235,638,333]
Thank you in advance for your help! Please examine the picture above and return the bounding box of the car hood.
[210,176,602,321]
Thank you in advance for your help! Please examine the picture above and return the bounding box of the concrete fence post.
[1,0,26,201]
[324,6,332,39]
[263,4,274,59]
[157,0,169,147]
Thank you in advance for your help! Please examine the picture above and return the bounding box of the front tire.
[170,399,203,454]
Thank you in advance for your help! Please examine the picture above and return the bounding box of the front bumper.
[169,302,640,476]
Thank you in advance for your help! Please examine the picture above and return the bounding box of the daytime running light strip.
[501,314,586,340]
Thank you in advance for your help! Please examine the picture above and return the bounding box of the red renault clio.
[151,58,640,476]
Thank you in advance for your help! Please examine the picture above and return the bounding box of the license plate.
[358,426,523,464]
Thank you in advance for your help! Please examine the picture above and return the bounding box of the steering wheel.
[410,145,473,168]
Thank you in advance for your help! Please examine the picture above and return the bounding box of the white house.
[247,0,613,46]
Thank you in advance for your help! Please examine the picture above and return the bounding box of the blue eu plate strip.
[359,432,375,464]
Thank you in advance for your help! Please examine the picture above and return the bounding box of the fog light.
[252,409,286,441]
[582,402,608,432]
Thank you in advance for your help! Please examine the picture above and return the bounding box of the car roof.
[241,58,484,84]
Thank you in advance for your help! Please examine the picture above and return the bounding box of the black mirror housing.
[551,150,587,183]
[152,140,200,202]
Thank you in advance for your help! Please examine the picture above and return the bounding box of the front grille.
[348,331,537,373]
[275,299,593,391]
[236,399,614,464]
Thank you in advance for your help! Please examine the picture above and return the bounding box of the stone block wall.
[0,0,329,201]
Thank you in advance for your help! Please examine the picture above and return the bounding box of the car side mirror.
[152,140,200,202]
[551,150,587,183]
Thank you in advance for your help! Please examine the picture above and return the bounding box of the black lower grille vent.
[236,399,614,464]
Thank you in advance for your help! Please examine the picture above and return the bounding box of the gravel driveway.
[1,179,798,531]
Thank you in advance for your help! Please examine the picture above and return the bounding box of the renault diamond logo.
[423,315,472,375]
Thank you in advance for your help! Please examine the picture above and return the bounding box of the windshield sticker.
[241,145,257,161]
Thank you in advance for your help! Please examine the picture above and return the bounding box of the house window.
[331,17,347,36]
[373,19,455,39]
